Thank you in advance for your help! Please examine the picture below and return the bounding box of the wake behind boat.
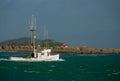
[10,15,60,61]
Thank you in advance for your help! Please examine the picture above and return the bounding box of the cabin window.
[41,53,44,55]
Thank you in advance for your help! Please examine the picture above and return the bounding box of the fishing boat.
[10,49,60,61]
[10,15,60,61]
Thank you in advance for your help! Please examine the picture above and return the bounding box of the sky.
[0,0,120,48]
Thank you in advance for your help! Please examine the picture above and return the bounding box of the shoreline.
[0,45,120,54]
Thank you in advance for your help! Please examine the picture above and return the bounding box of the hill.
[0,37,63,47]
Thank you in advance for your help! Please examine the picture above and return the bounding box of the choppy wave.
[0,53,120,81]
[50,65,55,68]
[24,70,41,74]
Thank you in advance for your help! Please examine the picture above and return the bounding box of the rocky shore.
[0,45,120,54]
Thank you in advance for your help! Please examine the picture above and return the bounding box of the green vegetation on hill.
[0,37,31,46]
[0,37,120,54]
[0,37,62,47]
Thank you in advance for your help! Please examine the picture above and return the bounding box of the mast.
[30,15,36,55]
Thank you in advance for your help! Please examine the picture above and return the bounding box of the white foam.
[9,57,64,62]
[51,65,55,68]
[24,70,40,74]
[0,58,9,61]
[0,57,64,62]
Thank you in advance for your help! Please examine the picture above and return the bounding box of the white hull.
[10,49,61,61]
[10,54,60,61]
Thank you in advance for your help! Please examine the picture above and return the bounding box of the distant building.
[82,46,89,48]
[61,44,68,48]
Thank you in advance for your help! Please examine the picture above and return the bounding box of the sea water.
[0,52,120,81]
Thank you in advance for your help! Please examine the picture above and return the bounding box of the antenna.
[43,26,48,48]
[30,15,36,31]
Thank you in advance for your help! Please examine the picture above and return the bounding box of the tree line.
[0,37,120,54]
